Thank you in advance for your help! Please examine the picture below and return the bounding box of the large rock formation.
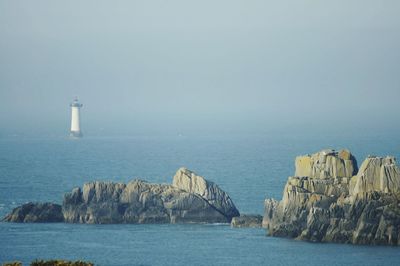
[3,168,240,224]
[173,167,240,219]
[263,149,400,245]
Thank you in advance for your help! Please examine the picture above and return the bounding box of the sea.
[1,131,399,265]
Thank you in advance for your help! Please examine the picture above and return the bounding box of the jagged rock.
[63,179,232,224]
[231,214,263,228]
[4,168,240,224]
[264,149,400,245]
[295,149,358,179]
[262,198,279,228]
[350,156,400,196]
[172,167,240,219]
[2,202,63,223]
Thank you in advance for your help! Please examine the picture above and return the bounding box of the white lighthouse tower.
[70,97,83,138]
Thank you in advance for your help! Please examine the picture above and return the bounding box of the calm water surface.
[0,132,399,265]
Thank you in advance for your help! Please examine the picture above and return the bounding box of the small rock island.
[263,149,400,245]
[3,168,239,224]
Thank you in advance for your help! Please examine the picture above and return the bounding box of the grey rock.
[295,149,358,179]
[264,149,400,245]
[231,214,263,228]
[2,202,63,223]
[63,179,232,224]
[350,156,400,196]
[4,168,239,224]
[172,167,240,220]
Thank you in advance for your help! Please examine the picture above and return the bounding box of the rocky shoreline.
[263,149,400,245]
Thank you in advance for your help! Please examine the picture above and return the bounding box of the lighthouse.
[70,97,83,138]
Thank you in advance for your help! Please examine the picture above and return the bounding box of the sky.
[0,0,399,136]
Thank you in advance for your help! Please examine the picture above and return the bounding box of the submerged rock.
[4,168,239,224]
[3,202,63,223]
[231,214,263,228]
[264,149,400,245]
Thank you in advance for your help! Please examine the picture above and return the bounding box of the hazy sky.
[0,1,399,136]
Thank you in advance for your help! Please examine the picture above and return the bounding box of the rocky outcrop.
[173,167,240,219]
[350,156,400,195]
[263,149,400,245]
[231,214,263,228]
[2,202,63,223]
[4,168,239,224]
[295,149,358,179]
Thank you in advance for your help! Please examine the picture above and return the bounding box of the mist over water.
[1,1,400,265]
[0,1,399,137]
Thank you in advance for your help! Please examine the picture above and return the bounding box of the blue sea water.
[0,132,399,265]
